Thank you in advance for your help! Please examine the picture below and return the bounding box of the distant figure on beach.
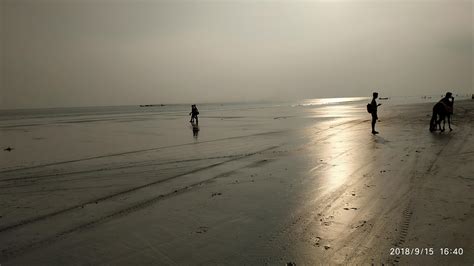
[430,92,454,132]
[189,104,199,123]
[367,92,382,134]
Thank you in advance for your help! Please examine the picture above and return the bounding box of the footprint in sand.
[310,236,322,247]
[319,214,335,226]
[196,226,209,234]
[352,220,367,229]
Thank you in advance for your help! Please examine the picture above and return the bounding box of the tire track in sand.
[0,146,278,234]
[0,148,277,261]
[0,118,364,175]
[390,115,464,264]
[0,130,284,174]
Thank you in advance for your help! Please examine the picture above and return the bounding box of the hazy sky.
[1,0,473,108]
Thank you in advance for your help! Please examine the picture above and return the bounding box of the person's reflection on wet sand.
[191,122,199,139]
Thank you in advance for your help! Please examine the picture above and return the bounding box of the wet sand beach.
[0,99,473,265]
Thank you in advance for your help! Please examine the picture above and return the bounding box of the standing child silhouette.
[189,104,199,124]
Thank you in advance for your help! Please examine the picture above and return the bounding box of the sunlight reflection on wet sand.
[295,111,371,263]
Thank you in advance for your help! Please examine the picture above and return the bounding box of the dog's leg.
[448,114,452,131]
[430,112,436,131]
[441,116,446,132]
[437,115,442,131]
[437,114,444,132]
[436,112,441,131]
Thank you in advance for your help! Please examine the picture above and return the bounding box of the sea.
[1,95,470,121]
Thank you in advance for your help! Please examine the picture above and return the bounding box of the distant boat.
[139,104,165,107]
[379,97,390,100]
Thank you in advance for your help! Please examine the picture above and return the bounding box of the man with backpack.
[367,92,382,134]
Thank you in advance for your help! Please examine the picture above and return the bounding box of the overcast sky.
[1,0,473,109]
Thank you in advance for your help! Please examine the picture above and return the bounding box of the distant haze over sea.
[1,1,472,109]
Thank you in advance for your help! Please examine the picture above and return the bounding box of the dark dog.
[430,102,453,132]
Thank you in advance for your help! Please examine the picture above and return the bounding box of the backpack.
[367,103,372,113]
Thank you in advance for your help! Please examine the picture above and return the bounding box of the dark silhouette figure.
[368,92,382,134]
[430,92,454,132]
[189,104,199,124]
